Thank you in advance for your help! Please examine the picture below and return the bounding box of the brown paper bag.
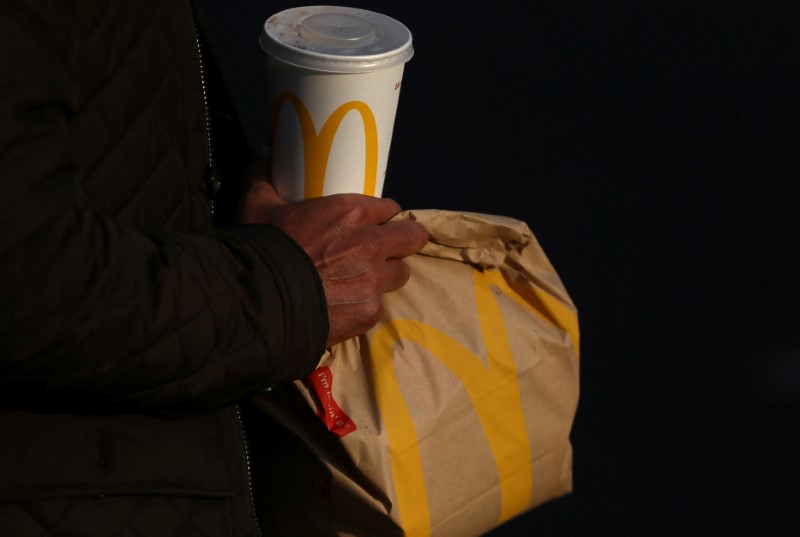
[249,209,580,536]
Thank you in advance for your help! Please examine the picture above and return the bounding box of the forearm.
[1,3,327,412]
[0,200,327,413]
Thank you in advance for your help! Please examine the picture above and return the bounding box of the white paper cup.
[260,6,413,201]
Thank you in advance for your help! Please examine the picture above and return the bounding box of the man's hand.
[237,177,429,347]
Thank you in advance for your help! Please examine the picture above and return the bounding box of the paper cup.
[260,6,413,201]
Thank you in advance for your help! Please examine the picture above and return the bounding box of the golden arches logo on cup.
[269,91,379,199]
[260,6,413,202]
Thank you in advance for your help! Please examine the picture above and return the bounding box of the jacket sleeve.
[0,3,328,414]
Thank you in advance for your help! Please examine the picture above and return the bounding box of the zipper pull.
[205,164,221,221]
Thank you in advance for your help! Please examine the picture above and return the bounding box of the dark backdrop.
[196,1,799,535]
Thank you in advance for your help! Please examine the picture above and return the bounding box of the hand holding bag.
[250,209,580,536]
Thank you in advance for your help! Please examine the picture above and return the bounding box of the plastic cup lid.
[260,6,413,73]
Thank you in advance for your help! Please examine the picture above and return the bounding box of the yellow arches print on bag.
[269,91,379,199]
[369,269,580,537]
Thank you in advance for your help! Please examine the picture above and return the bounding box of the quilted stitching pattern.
[2,1,326,533]
[1,2,262,535]
[2,0,329,405]
[71,0,210,230]
[0,496,231,537]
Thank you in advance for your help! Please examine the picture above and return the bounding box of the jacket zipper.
[195,27,221,222]
[235,403,263,537]
[195,27,262,537]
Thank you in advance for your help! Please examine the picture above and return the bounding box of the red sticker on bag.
[307,366,356,438]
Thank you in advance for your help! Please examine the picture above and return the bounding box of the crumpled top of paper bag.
[392,209,576,345]
[396,209,531,268]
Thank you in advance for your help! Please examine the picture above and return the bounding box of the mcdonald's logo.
[367,268,579,536]
[269,91,379,198]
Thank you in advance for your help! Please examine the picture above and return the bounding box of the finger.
[357,195,403,224]
[377,220,429,259]
[381,258,412,293]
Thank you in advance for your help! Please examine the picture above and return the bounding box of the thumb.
[245,145,293,211]
[250,177,288,210]
[236,175,291,224]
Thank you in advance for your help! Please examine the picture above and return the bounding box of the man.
[0,1,427,535]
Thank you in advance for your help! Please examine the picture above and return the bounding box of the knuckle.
[360,268,381,294]
[410,222,429,248]
[396,261,412,287]
[362,299,384,327]
[358,234,379,257]
[345,202,369,224]
[382,197,402,215]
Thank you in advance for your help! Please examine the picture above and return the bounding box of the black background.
[197,1,799,535]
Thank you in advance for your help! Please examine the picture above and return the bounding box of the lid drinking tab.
[260,6,413,73]
[299,13,378,48]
